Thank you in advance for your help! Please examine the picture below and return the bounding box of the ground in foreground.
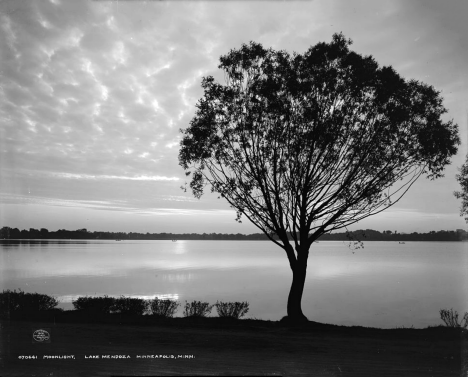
[1,313,466,376]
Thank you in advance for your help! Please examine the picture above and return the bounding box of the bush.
[183,300,213,318]
[215,301,249,319]
[440,308,468,328]
[113,296,149,316]
[72,296,116,314]
[150,298,180,317]
[0,289,59,318]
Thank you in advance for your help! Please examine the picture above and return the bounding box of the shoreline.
[1,238,467,242]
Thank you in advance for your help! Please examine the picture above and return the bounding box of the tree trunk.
[286,256,309,323]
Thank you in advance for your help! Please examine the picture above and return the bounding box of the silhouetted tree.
[454,153,468,223]
[29,228,39,239]
[179,34,460,322]
[0,227,10,239]
[40,228,49,238]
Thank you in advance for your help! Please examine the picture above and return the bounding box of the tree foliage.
[183,300,213,317]
[0,289,59,318]
[215,301,250,319]
[150,298,180,318]
[454,154,468,223]
[72,295,116,314]
[179,33,459,252]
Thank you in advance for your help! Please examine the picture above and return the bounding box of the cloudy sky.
[0,0,467,234]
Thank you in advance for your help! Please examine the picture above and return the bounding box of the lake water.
[1,240,467,329]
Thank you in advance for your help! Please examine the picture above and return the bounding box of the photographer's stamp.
[32,328,51,344]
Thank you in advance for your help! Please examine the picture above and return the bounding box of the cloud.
[0,0,466,232]
[49,173,179,181]
[0,193,126,210]
[0,192,231,217]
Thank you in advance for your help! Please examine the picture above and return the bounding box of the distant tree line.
[0,226,467,241]
[318,228,468,242]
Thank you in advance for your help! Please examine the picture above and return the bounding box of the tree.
[0,227,11,239]
[454,153,468,223]
[179,33,460,322]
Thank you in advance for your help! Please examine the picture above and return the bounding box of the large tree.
[454,153,468,223]
[179,34,460,322]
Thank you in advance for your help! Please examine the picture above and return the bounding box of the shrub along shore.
[1,290,466,376]
[2,289,467,328]
[1,289,250,320]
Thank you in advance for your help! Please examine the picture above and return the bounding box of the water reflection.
[57,293,180,306]
[1,240,467,328]
[152,293,179,300]
[161,272,194,283]
[1,240,92,247]
[171,241,187,255]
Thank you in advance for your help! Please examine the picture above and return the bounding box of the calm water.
[1,240,467,329]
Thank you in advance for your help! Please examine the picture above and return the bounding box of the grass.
[2,313,464,377]
[2,291,465,376]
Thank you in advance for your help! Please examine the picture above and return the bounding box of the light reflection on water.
[1,240,467,328]
[57,293,180,304]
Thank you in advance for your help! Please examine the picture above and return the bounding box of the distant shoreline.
[1,226,467,242]
[1,239,466,241]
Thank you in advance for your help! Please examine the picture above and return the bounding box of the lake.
[1,240,467,329]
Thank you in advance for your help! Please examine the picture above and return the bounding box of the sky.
[0,0,467,234]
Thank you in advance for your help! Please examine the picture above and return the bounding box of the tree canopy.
[179,33,459,251]
[454,153,468,223]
